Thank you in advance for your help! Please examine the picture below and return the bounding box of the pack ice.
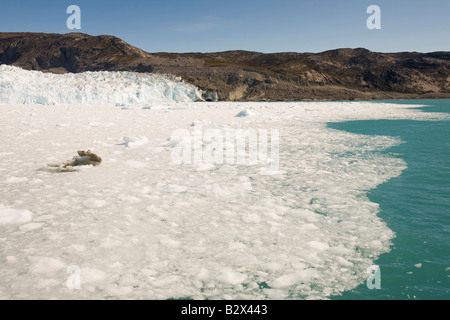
[1,73,450,300]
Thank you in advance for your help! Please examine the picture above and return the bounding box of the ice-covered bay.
[0,100,448,300]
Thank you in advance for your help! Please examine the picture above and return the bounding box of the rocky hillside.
[1,32,449,101]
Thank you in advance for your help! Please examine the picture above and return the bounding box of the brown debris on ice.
[45,150,102,172]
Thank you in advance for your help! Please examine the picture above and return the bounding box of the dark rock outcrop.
[1,32,449,101]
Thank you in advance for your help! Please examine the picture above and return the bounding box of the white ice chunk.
[81,268,107,284]
[29,257,65,274]
[122,136,149,148]
[269,269,319,288]
[125,160,148,168]
[5,177,28,184]
[0,205,33,225]
[235,110,252,117]
[19,223,44,232]
[306,241,330,251]
[216,271,248,285]
[160,184,188,193]
[82,198,107,209]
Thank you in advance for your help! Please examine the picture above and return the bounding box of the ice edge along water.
[1,67,450,300]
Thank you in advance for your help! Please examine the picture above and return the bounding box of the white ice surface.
[0,205,33,225]
[0,100,449,300]
[0,65,202,105]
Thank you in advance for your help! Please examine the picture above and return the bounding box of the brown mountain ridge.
[1,32,449,101]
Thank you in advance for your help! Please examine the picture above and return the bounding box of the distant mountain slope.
[1,32,449,101]
[0,32,153,73]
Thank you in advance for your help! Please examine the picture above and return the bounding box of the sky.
[0,0,449,53]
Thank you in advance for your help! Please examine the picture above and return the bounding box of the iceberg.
[0,65,203,105]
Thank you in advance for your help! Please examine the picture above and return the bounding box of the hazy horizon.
[1,31,448,55]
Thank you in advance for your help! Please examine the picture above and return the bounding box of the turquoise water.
[329,100,450,300]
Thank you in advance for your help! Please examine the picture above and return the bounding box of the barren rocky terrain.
[1,32,449,101]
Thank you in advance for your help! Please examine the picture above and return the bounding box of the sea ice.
[28,257,65,274]
[216,271,248,285]
[1,79,449,300]
[122,136,149,148]
[235,110,252,117]
[0,206,33,225]
[19,223,44,232]
[82,198,107,209]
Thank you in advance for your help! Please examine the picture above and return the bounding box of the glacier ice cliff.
[0,65,203,105]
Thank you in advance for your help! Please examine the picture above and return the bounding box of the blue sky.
[0,0,449,53]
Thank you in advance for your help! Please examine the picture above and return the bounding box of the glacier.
[0,65,203,105]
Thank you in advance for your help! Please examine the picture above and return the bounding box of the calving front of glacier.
[0,65,203,105]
